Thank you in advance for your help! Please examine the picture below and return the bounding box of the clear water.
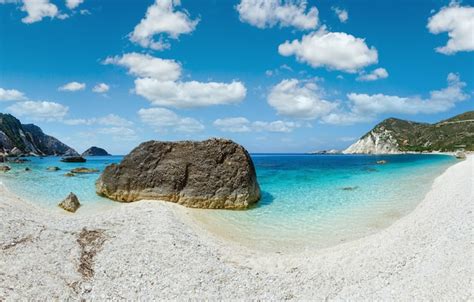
[0,154,455,250]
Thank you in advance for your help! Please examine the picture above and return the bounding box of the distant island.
[82,146,111,157]
[0,113,78,157]
[344,111,474,154]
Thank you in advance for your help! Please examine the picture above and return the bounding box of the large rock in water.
[96,139,261,209]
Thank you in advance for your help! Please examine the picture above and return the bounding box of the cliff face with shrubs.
[344,111,474,154]
[0,113,78,156]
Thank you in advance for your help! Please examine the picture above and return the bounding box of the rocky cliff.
[344,111,474,154]
[96,138,261,209]
[0,113,78,156]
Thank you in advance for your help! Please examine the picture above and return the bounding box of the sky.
[0,0,473,154]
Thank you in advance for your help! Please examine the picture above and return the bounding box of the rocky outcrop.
[0,165,11,172]
[0,113,78,156]
[81,147,111,157]
[61,156,86,163]
[58,192,81,213]
[343,129,400,154]
[344,111,474,154]
[96,138,261,209]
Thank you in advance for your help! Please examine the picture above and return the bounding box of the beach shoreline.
[0,156,472,300]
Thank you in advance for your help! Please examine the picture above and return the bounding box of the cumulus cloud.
[104,53,181,81]
[278,27,378,73]
[331,7,348,23]
[138,107,204,133]
[267,78,336,119]
[214,117,300,133]
[427,3,474,54]
[135,78,246,108]
[236,0,318,30]
[130,0,199,50]
[20,0,59,23]
[92,83,110,93]
[356,67,389,81]
[58,81,86,92]
[0,87,27,101]
[7,101,68,120]
[106,52,246,108]
[65,0,84,10]
[323,73,469,124]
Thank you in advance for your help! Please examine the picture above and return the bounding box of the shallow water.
[0,154,455,250]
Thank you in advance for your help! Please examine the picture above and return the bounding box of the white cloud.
[7,101,68,120]
[66,0,84,9]
[138,107,204,133]
[130,0,199,50]
[92,83,110,93]
[105,52,246,108]
[278,27,378,73]
[0,88,27,101]
[58,81,86,92]
[21,0,58,23]
[267,78,336,119]
[97,127,137,141]
[63,114,132,127]
[356,67,389,81]
[236,0,318,30]
[427,3,474,54]
[213,117,252,132]
[332,7,348,23]
[323,73,469,124]
[104,53,181,81]
[135,78,246,108]
[213,117,300,133]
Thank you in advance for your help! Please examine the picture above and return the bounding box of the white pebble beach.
[0,155,472,300]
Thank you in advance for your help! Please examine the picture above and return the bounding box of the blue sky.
[0,0,473,154]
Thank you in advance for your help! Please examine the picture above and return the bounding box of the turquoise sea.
[0,154,455,250]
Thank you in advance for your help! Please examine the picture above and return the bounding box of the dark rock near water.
[25,167,31,171]
[0,113,79,156]
[64,172,75,177]
[82,146,111,157]
[0,165,11,172]
[58,192,81,213]
[96,138,261,209]
[61,156,87,163]
[47,166,61,171]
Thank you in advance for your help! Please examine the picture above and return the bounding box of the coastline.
[0,156,472,299]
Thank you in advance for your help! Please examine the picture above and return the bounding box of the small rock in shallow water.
[64,172,75,177]
[24,167,31,171]
[58,192,81,213]
[341,186,359,191]
[71,167,99,174]
[376,160,388,164]
[0,165,11,172]
[47,166,61,171]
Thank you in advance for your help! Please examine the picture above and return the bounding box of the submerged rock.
[64,172,75,177]
[96,138,261,209]
[47,166,61,171]
[71,167,99,174]
[25,167,31,172]
[61,156,86,163]
[341,186,359,191]
[0,165,11,172]
[81,146,111,157]
[376,160,388,164]
[58,192,81,213]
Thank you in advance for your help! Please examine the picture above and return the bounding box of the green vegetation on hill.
[368,111,474,152]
